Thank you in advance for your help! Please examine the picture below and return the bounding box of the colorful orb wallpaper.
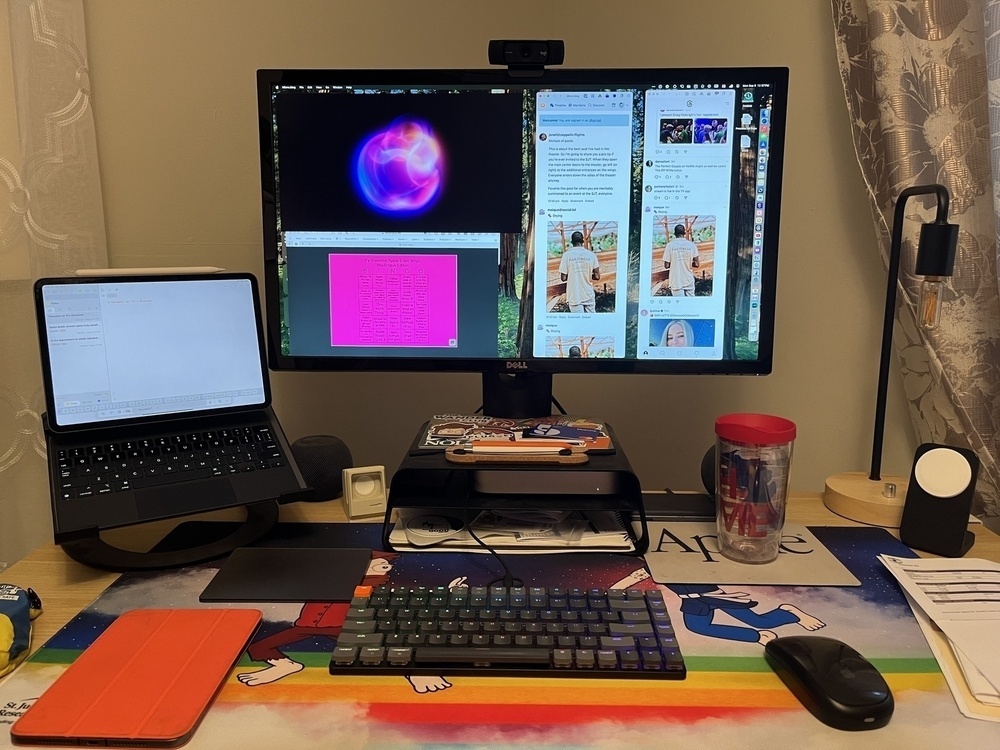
[353,117,445,216]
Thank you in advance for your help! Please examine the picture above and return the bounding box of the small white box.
[342,465,387,519]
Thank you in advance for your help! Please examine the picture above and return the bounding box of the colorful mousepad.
[2,524,993,748]
[644,522,861,586]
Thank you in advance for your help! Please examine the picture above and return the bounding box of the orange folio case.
[10,608,261,747]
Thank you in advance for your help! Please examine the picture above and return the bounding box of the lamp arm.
[869,184,949,481]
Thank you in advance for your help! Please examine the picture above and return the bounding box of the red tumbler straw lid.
[714,413,796,444]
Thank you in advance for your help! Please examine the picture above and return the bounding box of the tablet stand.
[59,499,279,571]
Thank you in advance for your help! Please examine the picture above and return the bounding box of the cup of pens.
[714,413,797,564]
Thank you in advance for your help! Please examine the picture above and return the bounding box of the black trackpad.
[199,547,372,602]
[136,478,238,519]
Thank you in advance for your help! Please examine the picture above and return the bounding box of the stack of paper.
[879,555,1000,721]
[389,509,635,553]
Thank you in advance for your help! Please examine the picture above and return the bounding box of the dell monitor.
[257,65,788,416]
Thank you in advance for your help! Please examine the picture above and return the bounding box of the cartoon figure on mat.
[665,584,825,645]
[237,552,463,694]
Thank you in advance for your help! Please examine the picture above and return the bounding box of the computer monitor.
[257,66,788,416]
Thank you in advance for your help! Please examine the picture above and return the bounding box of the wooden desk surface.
[4,492,1000,747]
[3,492,998,653]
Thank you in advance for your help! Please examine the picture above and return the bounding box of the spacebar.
[131,468,214,488]
[413,647,551,666]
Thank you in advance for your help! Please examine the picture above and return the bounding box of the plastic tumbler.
[715,413,796,563]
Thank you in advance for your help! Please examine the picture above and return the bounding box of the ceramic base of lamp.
[823,471,908,528]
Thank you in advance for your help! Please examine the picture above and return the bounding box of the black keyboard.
[330,584,686,679]
[55,425,287,500]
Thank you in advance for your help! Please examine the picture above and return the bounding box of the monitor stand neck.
[481,372,554,418]
[58,500,279,572]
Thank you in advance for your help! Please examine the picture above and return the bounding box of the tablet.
[11,608,261,748]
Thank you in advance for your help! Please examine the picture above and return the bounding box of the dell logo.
[505,361,529,370]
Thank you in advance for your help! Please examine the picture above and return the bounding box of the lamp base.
[823,471,909,528]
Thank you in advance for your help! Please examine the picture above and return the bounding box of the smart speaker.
[700,444,716,496]
[899,443,979,557]
[289,435,353,501]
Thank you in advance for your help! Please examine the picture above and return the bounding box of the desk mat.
[2,524,997,748]
[644,522,861,586]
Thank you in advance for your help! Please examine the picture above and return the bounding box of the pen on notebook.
[465,440,582,454]
[472,437,586,448]
[514,434,589,445]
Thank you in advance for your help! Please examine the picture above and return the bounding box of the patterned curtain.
[832,0,1000,525]
[0,0,107,565]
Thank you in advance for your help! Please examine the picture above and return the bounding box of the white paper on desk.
[955,646,1000,706]
[388,509,635,553]
[903,591,1000,720]
[879,555,1000,693]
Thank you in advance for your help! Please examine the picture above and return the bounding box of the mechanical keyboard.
[55,424,288,500]
[330,584,686,679]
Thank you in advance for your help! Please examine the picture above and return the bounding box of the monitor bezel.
[257,66,789,377]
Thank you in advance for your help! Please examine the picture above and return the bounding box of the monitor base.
[482,372,554,418]
[59,500,279,572]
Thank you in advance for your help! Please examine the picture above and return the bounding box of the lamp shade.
[914,222,958,276]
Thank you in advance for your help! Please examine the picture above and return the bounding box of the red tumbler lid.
[714,413,796,444]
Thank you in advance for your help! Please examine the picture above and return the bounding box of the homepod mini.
[289,435,353,501]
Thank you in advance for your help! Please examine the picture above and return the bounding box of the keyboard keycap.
[337,633,384,647]
[332,646,357,665]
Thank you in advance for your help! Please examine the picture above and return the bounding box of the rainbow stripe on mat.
[201,655,942,726]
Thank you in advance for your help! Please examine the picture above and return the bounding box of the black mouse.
[764,635,894,731]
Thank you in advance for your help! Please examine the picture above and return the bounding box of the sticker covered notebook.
[418,413,613,450]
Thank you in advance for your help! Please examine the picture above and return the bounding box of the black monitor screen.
[258,67,788,399]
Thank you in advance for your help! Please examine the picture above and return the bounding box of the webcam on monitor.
[488,39,565,75]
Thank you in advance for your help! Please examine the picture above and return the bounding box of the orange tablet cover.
[11,608,261,748]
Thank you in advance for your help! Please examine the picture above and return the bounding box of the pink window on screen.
[329,254,459,348]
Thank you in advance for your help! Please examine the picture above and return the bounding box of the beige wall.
[79,1,916,503]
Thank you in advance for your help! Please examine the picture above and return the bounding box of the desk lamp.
[824,184,958,526]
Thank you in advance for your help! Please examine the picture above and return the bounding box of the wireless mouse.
[764,635,894,731]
